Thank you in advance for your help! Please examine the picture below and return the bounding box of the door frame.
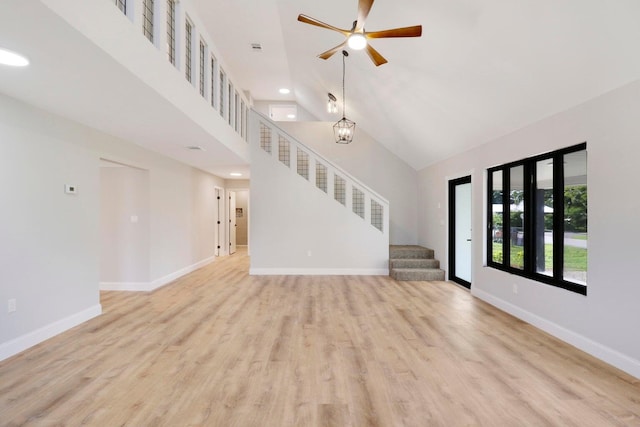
[448,175,472,289]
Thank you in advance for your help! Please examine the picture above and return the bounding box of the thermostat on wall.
[65,184,78,194]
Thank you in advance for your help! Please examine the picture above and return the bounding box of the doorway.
[448,175,472,288]
[234,190,249,247]
[99,159,150,290]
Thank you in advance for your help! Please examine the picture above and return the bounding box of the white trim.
[100,256,216,292]
[150,255,215,290]
[472,288,640,380]
[249,268,389,276]
[0,304,102,362]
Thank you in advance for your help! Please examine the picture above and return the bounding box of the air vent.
[250,43,262,52]
[186,146,205,151]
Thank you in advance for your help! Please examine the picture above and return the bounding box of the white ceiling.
[193,0,640,169]
[1,0,640,175]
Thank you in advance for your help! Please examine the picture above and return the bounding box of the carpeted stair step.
[390,268,445,281]
[389,245,444,281]
[389,245,434,260]
[389,258,440,269]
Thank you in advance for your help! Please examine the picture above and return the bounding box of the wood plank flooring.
[1,249,640,426]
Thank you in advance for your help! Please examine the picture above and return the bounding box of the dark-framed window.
[219,69,226,118]
[487,143,587,295]
[210,55,217,109]
[166,0,176,65]
[199,39,206,98]
[228,82,233,126]
[185,18,193,83]
[143,0,154,43]
[114,0,126,15]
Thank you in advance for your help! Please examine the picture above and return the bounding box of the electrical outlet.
[513,284,518,294]
[8,299,16,313]
[307,250,312,257]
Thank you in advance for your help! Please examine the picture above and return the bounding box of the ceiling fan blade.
[366,44,388,66]
[318,41,348,60]
[298,14,350,36]
[355,0,375,32]
[366,25,423,39]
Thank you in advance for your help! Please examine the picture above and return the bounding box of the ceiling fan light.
[347,33,367,50]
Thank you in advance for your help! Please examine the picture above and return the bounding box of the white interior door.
[228,190,237,255]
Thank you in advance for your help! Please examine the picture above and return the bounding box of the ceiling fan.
[297,0,422,66]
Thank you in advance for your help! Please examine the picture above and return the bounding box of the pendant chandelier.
[333,50,355,144]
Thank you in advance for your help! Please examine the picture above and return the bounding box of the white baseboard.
[100,256,216,292]
[472,288,640,380]
[249,268,389,276]
[0,304,102,362]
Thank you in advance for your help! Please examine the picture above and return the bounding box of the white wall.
[250,143,388,274]
[417,79,640,378]
[0,95,101,359]
[277,122,418,245]
[0,93,226,360]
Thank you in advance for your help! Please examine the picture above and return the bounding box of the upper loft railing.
[250,110,390,238]
[106,0,251,143]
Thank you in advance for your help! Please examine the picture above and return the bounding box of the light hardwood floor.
[1,250,639,426]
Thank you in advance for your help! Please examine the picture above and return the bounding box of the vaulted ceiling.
[193,0,640,169]
[1,1,640,175]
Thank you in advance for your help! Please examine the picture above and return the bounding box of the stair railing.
[250,110,390,238]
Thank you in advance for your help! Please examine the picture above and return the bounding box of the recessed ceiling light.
[0,47,29,67]
[230,172,243,177]
[287,114,296,119]
[279,88,290,94]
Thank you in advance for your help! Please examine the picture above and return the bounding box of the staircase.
[389,245,445,281]
[249,111,390,274]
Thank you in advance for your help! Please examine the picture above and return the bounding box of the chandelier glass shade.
[327,93,338,114]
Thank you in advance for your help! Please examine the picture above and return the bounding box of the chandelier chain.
[342,51,346,117]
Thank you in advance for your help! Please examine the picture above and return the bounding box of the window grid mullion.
[553,152,565,283]
[523,162,534,272]
[503,168,511,269]
[487,171,494,266]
